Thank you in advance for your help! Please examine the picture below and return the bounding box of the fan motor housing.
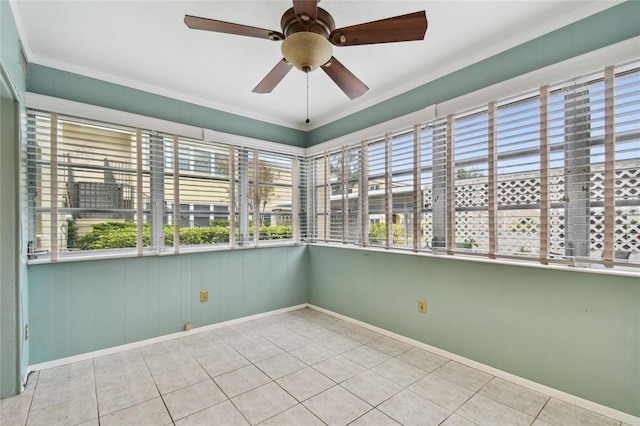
[280,7,335,38]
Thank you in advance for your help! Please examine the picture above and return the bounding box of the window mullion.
[446,114,455,255]
[172,135,180,253]
[149,133,165,251]
[292,157,300,244]
[488,102,497,258]
[229,146,236,248]
[136,129,143,255]
[385,133,392,249]
[324,152,329,242]
[253,148,260,246]
[306,159,314,242]
[360,140,369,247]
[603,66,616,267]
[50,112,59,262]
[539,85,550,264]
[432,121,447,251]
[237,148,249,246]
[26,113,38,259]
[341,146,347,244]
[563,86,591,259]
[413,125,421,252]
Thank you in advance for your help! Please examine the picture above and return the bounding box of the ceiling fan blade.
[252,59,294,93]
[329,11,427,46]
[185,15,284,40]
[321,56,368,100]
[292,0,318,23]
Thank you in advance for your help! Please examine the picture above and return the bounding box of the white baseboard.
[308,304,639,426]
[26,304,308,376]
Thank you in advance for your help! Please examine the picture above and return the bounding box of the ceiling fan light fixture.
[281,32,332,73]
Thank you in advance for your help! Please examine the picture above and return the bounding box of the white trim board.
[309,304,639,426]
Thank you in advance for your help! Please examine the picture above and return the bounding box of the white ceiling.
[12,1,621,130]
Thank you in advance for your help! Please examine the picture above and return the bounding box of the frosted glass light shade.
[281,32,333,73]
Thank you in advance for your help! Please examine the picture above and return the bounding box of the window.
[309,61,640,270]
[254,151,294,240]
[175,137,231,249]
[452,110,489,253]
[494,96,540,257]
[389,131,418,249]
[27,113,300,261]
[367,140,386,246]
[27,112,140,259]
[327,147,361,244]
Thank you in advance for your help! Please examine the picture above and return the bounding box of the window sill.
[307,242,640,278]
[26,240,302,265]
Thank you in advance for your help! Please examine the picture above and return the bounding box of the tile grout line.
[183,335,254,426]
[22,371,38,426]
[92,359,101,426]
[532,397,553,426]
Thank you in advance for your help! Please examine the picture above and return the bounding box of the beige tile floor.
[0,308,632,426]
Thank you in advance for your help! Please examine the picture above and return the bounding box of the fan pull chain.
[305,72,310,124]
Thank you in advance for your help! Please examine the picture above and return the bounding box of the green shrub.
[178,226,230,245]
[77,222,147,250]
[258,224,292,240]
[369,223,404,244]
[66,219,79,249]
[210,219,230,227]
[77,221,293,250]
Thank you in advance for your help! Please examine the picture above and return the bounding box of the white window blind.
[309,60,640,271]
[424,117,449,251]
[612,66,640,262]
[310,144,365,244]
[255,151,294,242]
[310,153,329,242]
[27,111,140,259]
[175,136,231,250]
[495,95,541,259]
[453,109,489,254]
[367,140,386,246]
[389,131,416,249]
[142,132,168,253]
[26,112,301,261]
[296,157,307,242]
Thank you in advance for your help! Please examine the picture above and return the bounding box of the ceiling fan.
[184,1,428,100]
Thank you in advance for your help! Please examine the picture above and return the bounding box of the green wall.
[1,0,27,399]
[28,246,308,364]
[0,79,20,399]
[1,1,25,95]
[308,245,640,417]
